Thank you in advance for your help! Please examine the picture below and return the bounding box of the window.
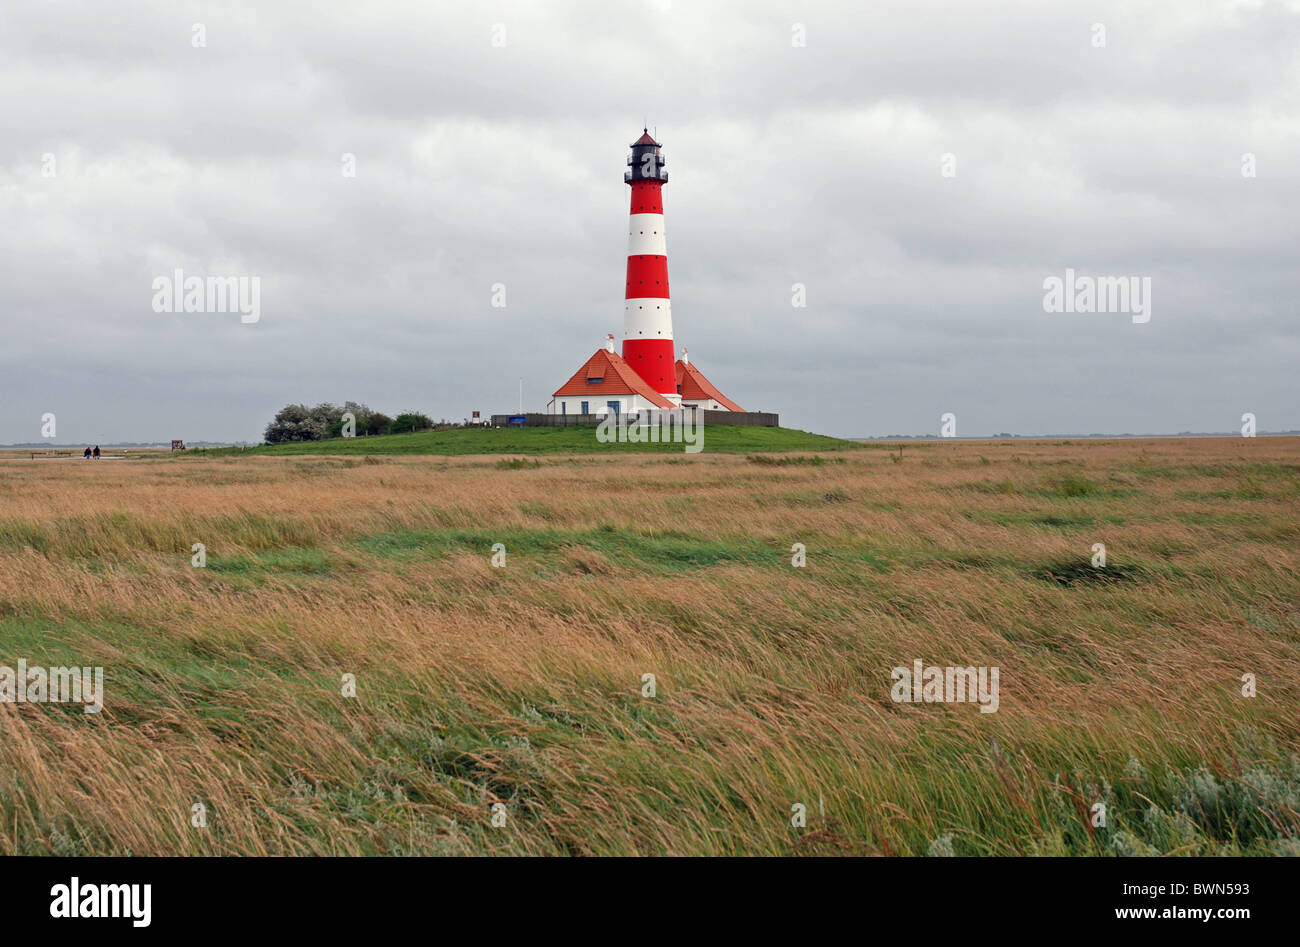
[607,401,620,415]
[561,402,566,415]
[581,401,589,414]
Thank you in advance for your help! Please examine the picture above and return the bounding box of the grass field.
[196,424,852,456]
[1,437,1297,855]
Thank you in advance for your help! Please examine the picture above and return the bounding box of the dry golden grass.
[0,438,1297,855]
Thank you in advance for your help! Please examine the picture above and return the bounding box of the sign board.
[508,416,526,426]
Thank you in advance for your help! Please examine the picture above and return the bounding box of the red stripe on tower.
[625,257,669,297]
[622,129,677,400]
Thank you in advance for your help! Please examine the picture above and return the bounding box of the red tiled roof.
[675,359,744,412]
[554,348,676,409]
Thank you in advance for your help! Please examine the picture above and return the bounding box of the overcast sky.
[2,0,1297,442]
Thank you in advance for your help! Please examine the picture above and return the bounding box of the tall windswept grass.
[0,438,1296,855]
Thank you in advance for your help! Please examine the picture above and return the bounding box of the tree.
[309,403,344,431]
[389,412,434,434]
[264,404,327,443]
[366,412,392,436]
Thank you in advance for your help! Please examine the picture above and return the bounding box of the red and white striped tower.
[623,129,679,404]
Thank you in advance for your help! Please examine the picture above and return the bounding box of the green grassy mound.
[197,425,856,457]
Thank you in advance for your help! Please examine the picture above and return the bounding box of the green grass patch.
[1032,559,1140,587]
[963,479,1018,495]
[964,509,1117,530]
[746,454,845,467]
[205,547,335,577]
[352,526,770,573]
[190,425,856,457]
[1033,474,1137,500]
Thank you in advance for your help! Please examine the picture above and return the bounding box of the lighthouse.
[548,128,744,418]
[623,129,677,402]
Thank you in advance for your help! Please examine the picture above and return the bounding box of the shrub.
[390,412,434,434]
[265,404,327,444]
[309,403,344,431]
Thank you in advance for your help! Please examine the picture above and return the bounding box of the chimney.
[682,348,689,366]
[605,333,616,353]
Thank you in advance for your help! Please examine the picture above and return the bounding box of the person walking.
[92,445,100,459]
[83,447,91,459]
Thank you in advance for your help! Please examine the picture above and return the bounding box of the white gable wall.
[551,393,669,415]
[681,398,734,412]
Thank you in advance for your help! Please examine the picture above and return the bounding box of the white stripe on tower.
[627,214,667,256]
[623,298,673,338]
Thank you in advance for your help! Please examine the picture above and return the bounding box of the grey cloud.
[0,0,1297,443]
